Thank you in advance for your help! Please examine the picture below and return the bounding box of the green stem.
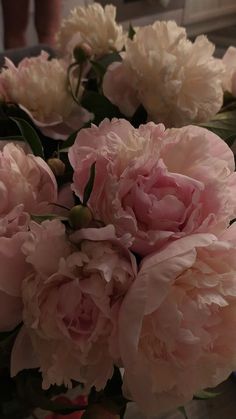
[75,63,84,99]
[67,63,81,106]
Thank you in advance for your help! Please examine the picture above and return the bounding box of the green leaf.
[193,390,220,400]
[81,91,122,125]
[199,110,236,140]
[224,133,236,148]
[131,105,147,127]
[59,121,92,151]
[0,324,22,367]
[90,60,106,79]
[15,371,86,415]
[224,91,235,103]
[59,130,78,150]
[0,135,24,141]
[10,117,44,158]
[178,406,188,419]
[128,23,136,40]
[222,91,236,110]
[104,367,123,398]
[83,162,96,206]
[96,52,122,72]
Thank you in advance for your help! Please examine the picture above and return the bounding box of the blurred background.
[0,0,236,56]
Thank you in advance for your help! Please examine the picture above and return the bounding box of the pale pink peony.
[119,226,236,416]
[222,46,236,96]
[0,143,57,332]
[69,118,236,256]
[11,220,136,390]
[103,62,139,117]
[103,21,224,127]
[0,231,30,332]
[0,143,57,226]
[0,52,92,140]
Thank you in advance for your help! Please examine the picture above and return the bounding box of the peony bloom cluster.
[119,227,236,416]
[69,119,236,255]
[56,3,125,58]
[68,118,236,415]
[0,143,57,332]
[10,221,136,390]
[222,46,236,96]
[2,2,236,416]
[103,21,224,127]
[1,116,236,417]
[0,52,92,139]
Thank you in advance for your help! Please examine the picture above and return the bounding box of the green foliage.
[83,162,96,206]
[0,370,83,417]
[128,23,136,40]
[0,135,24,141]
[0,325,22,367]
[199,110,236,145]
[84,367,128,418]
[81,91,123,125]
[59,130,79,150]
[59,121,92,152]
[89,51,122,89]
[178,406,188,418]
[131,105,148,127]
[10,117,44,158]
[193,389,220,400]
[96,52,122,73]
[14,371,84,415]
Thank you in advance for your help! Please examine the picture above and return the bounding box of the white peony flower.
[0,52,75,121]
[56,3,125,58]
[222,46,236,96]
[0,52,92,139]
[106,21,224,127]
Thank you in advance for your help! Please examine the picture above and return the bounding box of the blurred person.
[2,0,61,49]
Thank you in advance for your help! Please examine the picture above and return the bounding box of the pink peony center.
[120,161,204,233]
[62,293,99,337]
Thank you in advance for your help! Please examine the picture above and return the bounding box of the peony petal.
[0,291,22,332]
[11,326,39,376]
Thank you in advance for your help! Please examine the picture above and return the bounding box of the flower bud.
[69,205,93,229]
[47,158,65,177]
[73,44,91,63]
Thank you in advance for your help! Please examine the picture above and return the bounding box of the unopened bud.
[47,158,65,177]
[73,44,91,63]
[69,205,93,229]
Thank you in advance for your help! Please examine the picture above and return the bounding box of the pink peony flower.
[0,52,92,140]
[0,231,30,332]
[119,226,236,416]
[11,220,136,390]
[69,119,236,256]
[0,143,57,332]
[0,143,57,224]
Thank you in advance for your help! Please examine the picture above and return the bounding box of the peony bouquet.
[1,3,236,419]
